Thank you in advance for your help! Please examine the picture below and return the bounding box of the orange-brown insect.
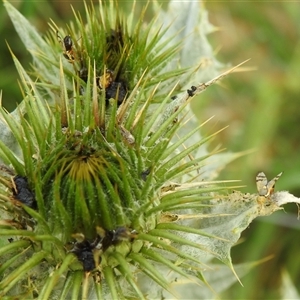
[96,69,128,104]
[96,69,114,89]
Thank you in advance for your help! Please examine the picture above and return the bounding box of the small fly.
[256,171,283,197]
[56,31,75,63]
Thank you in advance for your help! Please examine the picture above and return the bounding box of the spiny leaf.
[0,251,48,295]
[128,252,175,297]
[102,266,121,300]
[0,240,30,256]
[112,252,146,300]
[37,254,76,300]
[4,1,58,85]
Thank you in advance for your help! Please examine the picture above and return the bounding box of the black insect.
[105,81,127,104]
[71,240,96,272]
[141,168,150,181]
[106,27,124,53]
[12,175,36,209]
[96,69,127,104]
[56,31,75,63]
[79,66,88,83]
[101,227,137,252]
[187,85,197,97]
[71,227,136,271]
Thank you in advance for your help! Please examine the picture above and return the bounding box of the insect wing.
[256,172,268,196]
[265,172,283,196]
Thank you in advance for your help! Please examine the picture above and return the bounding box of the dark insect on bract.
[105,81,127,104]
[79,66,88,83]
[71,240,96,272]
[187,85,197,97]
[141,168,150,181]
[101,227,136,252]
[70,227,137,271]
[101,227,123,252]
[56,31,75,63]
[12,175,36,208]
[96,69,127,104]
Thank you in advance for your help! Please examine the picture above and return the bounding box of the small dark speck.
[141,168,150,181]
[187,86,197,97]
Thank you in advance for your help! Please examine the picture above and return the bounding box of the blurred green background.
[1,1,299,299]
[206,2,300,299]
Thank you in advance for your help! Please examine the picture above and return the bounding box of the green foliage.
[0,1,235,298]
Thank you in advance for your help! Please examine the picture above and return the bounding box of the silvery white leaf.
[153,0,223,86]
[4,1,60,87]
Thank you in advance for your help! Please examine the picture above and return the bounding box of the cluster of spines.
[0,1,247,298]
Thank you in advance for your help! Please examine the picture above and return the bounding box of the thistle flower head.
[0,2,233,299]
[2,1,299,299]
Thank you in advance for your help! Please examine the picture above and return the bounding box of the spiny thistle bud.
[1,1,300,299]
